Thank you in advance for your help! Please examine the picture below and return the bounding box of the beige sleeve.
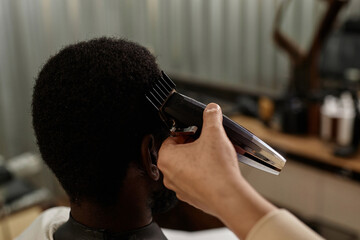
[245,209,325,240]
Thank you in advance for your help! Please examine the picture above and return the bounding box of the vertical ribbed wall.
[0,0,359,157]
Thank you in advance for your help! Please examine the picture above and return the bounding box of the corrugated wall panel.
[0,0,359,157]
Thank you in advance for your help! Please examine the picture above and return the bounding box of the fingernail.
[205,103,220,113]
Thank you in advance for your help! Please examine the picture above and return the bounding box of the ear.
[140,134,160,181]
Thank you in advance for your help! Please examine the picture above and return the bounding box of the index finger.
[161,135,188,147]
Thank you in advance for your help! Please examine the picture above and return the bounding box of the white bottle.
[320,95,338,141]
[337,92,355,146]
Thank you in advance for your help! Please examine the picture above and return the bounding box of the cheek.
[149,171,178,214]
[150,186,178,214]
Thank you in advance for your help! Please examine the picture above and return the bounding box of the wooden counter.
[230,115,360,176]
[0,206,42,239]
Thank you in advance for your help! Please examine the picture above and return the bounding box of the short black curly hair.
[32,38,166,205]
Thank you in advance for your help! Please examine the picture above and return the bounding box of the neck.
[70,167,153,233]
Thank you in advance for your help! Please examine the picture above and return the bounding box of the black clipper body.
[146,72,286,175]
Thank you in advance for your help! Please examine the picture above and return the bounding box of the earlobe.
[141,134,160,181]
[150,164,160,181]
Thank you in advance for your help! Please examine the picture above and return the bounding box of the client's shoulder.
[15,206,70,240]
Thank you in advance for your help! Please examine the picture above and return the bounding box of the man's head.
[32,38,176,211]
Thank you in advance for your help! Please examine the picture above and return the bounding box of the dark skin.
[70,135,162,232]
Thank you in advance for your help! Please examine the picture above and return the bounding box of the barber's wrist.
[213,176,277,239]
[209,174,247,217]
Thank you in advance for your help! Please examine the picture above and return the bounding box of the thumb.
[201,103,223,134]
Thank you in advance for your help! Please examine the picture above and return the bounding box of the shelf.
[231,115,360,179]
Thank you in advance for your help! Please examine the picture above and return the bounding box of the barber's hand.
[158,103,241,215]
[158,103,323,240]
[158,103,276,239]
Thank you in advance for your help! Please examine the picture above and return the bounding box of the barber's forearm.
[212,176,277,240]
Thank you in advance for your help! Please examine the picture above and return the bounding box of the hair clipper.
[146,71,286,175]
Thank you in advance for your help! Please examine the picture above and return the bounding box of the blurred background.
[0,0,360,239]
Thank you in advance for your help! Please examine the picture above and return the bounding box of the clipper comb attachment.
[146,72,198,136]
[145,71,176,111]
[145,71,177,128]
